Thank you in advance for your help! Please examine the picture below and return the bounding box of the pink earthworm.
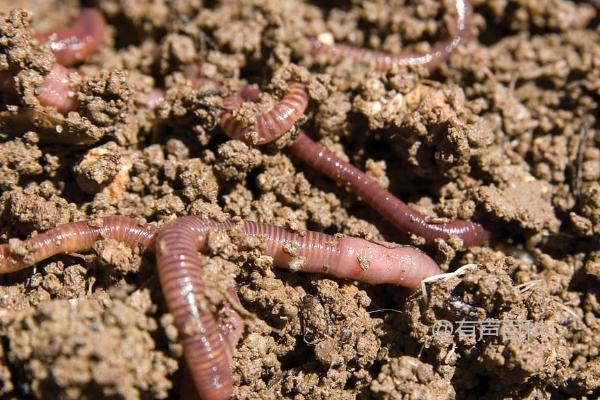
[0,216,157,274]
[219,82,308,144]
[1,216,439,399]
[155,216,439,399]
[34,8,106,67]
[144,87,167,110]
[0,63,79,114]
[0,216,243,399]
[180,290,244,400]
[217,83,490,246]
[0,8,106,113]
[309,0,472,72]
[0,216,241,400]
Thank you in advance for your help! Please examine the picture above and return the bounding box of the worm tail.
[290,132,489,246]
[0,216,156,274]
[309,0,472,72]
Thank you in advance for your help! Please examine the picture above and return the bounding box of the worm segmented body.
[241,219,440,288]
[155,217,236,400]
[291,132,489,246]
[1,216,440,399]
[156,216,439,399]
[0,8,106,113]
[0,216,156,274]
[290,132,489,246]
[309,0,471,72]
[216,82,489,246]
[0,2,483,398]
[219,82,308,144]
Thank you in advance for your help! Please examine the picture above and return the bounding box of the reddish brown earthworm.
[155,217,237,400]
[179,290,244,400]
[0,8,106,113]
[217,83,489,246]
[1,214,440,399]
[0,3,482,400]
[219,82,308,144]
[309,0,472,72]
[156,216,439,398]
[0,216,249,400]
[290,131,489,246]
[0,216,157,274]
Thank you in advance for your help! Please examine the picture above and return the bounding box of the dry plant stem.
[309,0,472,72]
[0,8,106,113]
[290,132,490,246]
[0,216,157,273]
[219,82,308,144]
[220,288,246,356]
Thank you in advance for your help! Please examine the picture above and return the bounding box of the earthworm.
[0,8,106,113]
[217,83,489,246]
[144,87,167,110]
[290,131,490,246]
[309,0,471,72]
[0,216,157,274]
[34,8,106,67]
[179,291,244,400]
[0,63,78,114]
[155,216,439,398]
[0,215,241,400]
[1,215,439,399]
[155,217,239,400]
[219,82,308,144]
[32,64,79,114]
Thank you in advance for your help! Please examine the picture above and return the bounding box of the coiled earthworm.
[290,131,490,246]
[0,8,106,113]
[219,82,308,144]
[309,0,471,72]
[216,83,489,246]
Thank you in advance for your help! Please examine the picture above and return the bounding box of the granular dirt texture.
[0,0,599,399]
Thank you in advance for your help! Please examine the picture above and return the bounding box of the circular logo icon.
[431,320,453,340]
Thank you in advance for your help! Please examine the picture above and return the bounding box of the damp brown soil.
[0,0,599,399]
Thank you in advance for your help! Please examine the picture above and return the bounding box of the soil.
[0,0,599,399]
